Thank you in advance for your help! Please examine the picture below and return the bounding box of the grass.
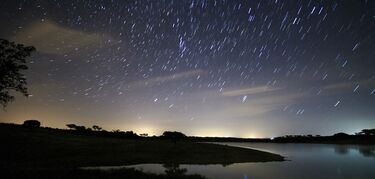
[0,123,284,178]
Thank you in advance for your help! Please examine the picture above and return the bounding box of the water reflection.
[83,143,375,179]
[358,146,375,157]
[334,145,375,157]
[163,163,187,176]
[334,145,349,155]
[82,163,207,178]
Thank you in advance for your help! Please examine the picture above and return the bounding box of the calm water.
[83,143,375,179]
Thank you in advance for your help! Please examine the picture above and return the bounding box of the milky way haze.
[0,0,374,137]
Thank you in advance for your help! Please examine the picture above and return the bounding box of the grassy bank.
[0,123,284,170]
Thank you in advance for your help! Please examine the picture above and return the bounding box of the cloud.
[322,80,374,91]
[322,81,358,91]
[127,69,205,90]
[13,20,112,55]
[222,86,280,97]
[247,92,307,106]
[188,86,309,121]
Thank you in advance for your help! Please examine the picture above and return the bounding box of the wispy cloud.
[13,20,112,55]
[322,80,374,91]
[188,86,309,120]
[187,90,309,132]
[127,69,204,90]
[245,92,307,106]
[222,86,280,97]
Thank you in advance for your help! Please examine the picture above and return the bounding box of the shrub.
[23,120,41,127]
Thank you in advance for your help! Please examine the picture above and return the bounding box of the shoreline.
[0,123,284,170]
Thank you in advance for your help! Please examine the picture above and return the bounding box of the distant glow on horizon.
[240,132,264,139]
[190,128,236,138]
[132,125,161,136]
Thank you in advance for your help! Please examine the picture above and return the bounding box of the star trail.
[0,0,374,137]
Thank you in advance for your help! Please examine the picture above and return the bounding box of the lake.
[83,143,375,179]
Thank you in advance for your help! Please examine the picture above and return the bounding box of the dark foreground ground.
[0,124,284,178]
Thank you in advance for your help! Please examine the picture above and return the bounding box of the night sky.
[1,0,375,137]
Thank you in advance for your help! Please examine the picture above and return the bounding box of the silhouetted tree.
[92,125,102,131]
[66,124,77,130]
[358,129,375,136]
[0,39,35,108]
[22,120,41,127]
[74,125,86,131]
[110,129,138,138]
[140,133,148,137]
[124,131,138,138]
[162,131,187,144]
[66,124,86,131]
[112,129,121,133]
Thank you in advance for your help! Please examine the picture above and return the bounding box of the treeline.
[63,124,191,143]
[20,120,139,139]
[20,120,188,143]
[18,120,375,144]
[20,120,270,142]
[64,123,139,139]
[272,130,375,144]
